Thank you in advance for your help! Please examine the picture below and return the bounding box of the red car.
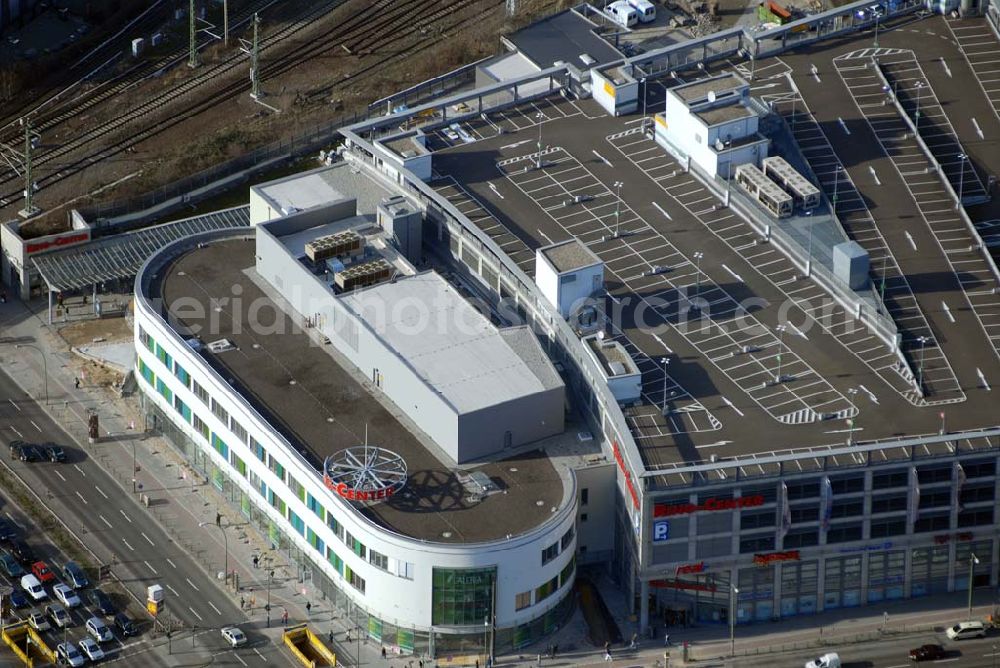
[909,644,946,661]
[31,561,56,584]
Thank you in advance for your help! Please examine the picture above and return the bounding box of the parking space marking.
[74,491,88,505]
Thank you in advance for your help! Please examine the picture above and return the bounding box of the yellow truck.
[282,623,337,667]
[2,620,57,666]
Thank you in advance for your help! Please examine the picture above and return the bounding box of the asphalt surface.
[0,365,284,666]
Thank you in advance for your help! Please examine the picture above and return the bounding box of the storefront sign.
[653,494,765,517]
[934,532,974,545]
[24,231,90,255]
[652,520,670,543]
[650,579,717,593]
[837,541,894,554]
[752,550,800,566]
[329,482,397,502]
[611,440,640,511]
[675,562,706,576]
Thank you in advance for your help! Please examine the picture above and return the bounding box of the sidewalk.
[3,298,998,668]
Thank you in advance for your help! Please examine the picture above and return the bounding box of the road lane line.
[75,491,88,505]
[73,465,86,477]
[94,486,108,500]
[838,116,851,134]
[119,510,132,523]
[10,427,21,438]
[166,558,177,569]
[234,653,249,667]
[868,165,881,185]
[186,578,200,591]
[99,515,112,529]
[208,601,222,616]
[978,368,991,390]
[166,584,180,597]
[122,538,135,552]
[143,560,158,575]
[188,606,203,622]
[653,202,672,220]
[29,420,42,432]
[942,301,955,323]
[8,399,20,412]
[141,532,154,546]
[55,471,66,482]
[721,263,743,282]
[722,396,745,417]
[254,648,267,662]
[972,116,984,139]
[905,231,917,250]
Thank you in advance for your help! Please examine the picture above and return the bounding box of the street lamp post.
[535,112,545,170]
[969,553,980,620]
[957,153,968,209]
[916,335,930,393]
[640,78,648,133]
[266,569,274,627]
[198,521,229,590]
[805,210,814,278]
[832,165,840,214]
[774,325,787,385]
[693,251,704,309]
[15,344,48,404]
[873,9,880,48]
[132,441,137,493]
[847,388,858,446]
[915,81,925,131]
[614,181,624,237]
[729,585,739,656]
[661,357,670,414]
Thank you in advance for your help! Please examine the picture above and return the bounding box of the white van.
[627,0,657,22]
[945,620,986,640]
[607,0,639,27]
[20,573,47,601]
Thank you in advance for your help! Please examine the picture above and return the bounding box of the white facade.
[535,240,605,319]
[133,234,578,643]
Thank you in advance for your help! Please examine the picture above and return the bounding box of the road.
[0,367,284,666]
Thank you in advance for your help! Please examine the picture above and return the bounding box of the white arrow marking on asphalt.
[940,57,952,77]
[99,515,112,529]
[788,323,808,340]
[186,578,200,591]
[500,139,531,150]
[189,606,203,622]
[905,231,917,251]
[592,149,613,167]
[94,486,108,500]
[75,491,88,505]
[8,399,20,412]
[972,117,984,140]
[696,440,733,448]
[721,263,743,282]
[209,601,222,616]
[141,532,154,546]
[55,471,66,482]
[73,465,86,477]
[653,202,672,220]
[488,183,504,200]
[977,368,991,390]
[144,560,158,575]
[858,384,879,404]
[868,165,881,185]
[838,117,850,134]
[122,538,134,552]
[652,334,673,354]
[722,396,745,417]
[119,510,132,524]
[942,301,955,323]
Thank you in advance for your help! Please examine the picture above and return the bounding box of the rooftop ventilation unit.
[334,258,392,292]
[305,230,364,263]
[206,339,237,354]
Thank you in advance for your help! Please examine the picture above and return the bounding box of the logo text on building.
[753,550,800,566]
[653,495,765,517]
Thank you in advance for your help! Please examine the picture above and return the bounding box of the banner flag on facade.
[820,477,833,530]
[780,481,791,539]
[908,466,921,526]
[953,462,966,512]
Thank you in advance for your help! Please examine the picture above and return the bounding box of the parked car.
[946,620,986,640]
[46,603,71,629]
[8,587,29,608]
[62,561,89,589]
[805,653,841,668]
[9,539,35,564]
[85,616,113,643]
[88,588,115,616]
[909,644,946,661]
[28,610,51,632]
[31,560,56,584]
[78,637,105,661]
[20,573,47,601]
[18,444,42,462]
[44,444,67,463]
[0,553,25,577]
[8,440,25,459]
[114,612,137,638]
[0,518,17,542]
[53,583,81,608]
[57,641,86,667]
[221,626,247,647]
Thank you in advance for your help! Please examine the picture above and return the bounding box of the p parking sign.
[652,520,670,543]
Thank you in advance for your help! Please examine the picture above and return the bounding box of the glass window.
[535,575,559,603]
[174,361,191,389]
[211,398,229,425]
[741,510,775,530]
[871,492,907,514]
[230,418,248,445]
[541,543,559,565]
[396,561,414,580]
[739,534,775,553]
[870,518,906,538]
[268,455,285,481]
[963,459,995,478]
[173,395,191,423]
[193,379,209,406]
[251,437,266,463]
[914,511,950,533]
[193,414,210,441]
[137,358,155,385]
[917,465,951,484]
[307,494,325,521]
[156,378,172,403]
[515,591,532,611]
[786,478,820,500]
[307,527,324,554]
[830,499,864,518]
[327,514,344,541]
[872,469,908,489]
[346,566,366,593]
[230,453,247,477]
[826,523,862,544]
[288,475,306,503]
[958,508,994,527]
[960,482,994,505]
[432,567,496,625]
[783,529,818,548]
[561,527,574,551]
[155,343,172,370]
[288,511,304,536]
[559,556,575,587]
[580,488,589,506]
[345,531,366,559]
[327,547,344,576]
[369,550,388,571]
[211,433,229,460]
[790,503,818,524]
[918,489,951,509]
[830,474,864,495]
[138,326,152,351]
[740,484,777,504]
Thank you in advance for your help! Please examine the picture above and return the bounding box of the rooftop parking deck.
[418,14,1000,473]
[153,238,564,543]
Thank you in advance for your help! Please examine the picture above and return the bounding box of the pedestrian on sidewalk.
[74,377,80,389]
[604,649,613,662]
[240,596,246,610]
[629,632,637,649]
[282,609,288,625]
[382,647,387,659]
[253,555,259,569]
[329,630,334,645]
[306,601,312,618]
[552,644,558,658]
[664,633,670,647]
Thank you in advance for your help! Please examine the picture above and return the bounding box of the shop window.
[872,469,908,489]
[871,492,907,514]
[515,591,532,611]
[826,523,862,544]
[431,567,495,625]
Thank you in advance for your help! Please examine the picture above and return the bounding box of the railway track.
[0,0,500,212]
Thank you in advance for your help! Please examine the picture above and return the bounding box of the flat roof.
[540,238,602,273]
[253,164,397,219]
[586,336,639,377]
[673,72,746,103]
[696,103,755,126]
[507,9,623,70]
[156,239,563,542]
[341,272,563,414]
